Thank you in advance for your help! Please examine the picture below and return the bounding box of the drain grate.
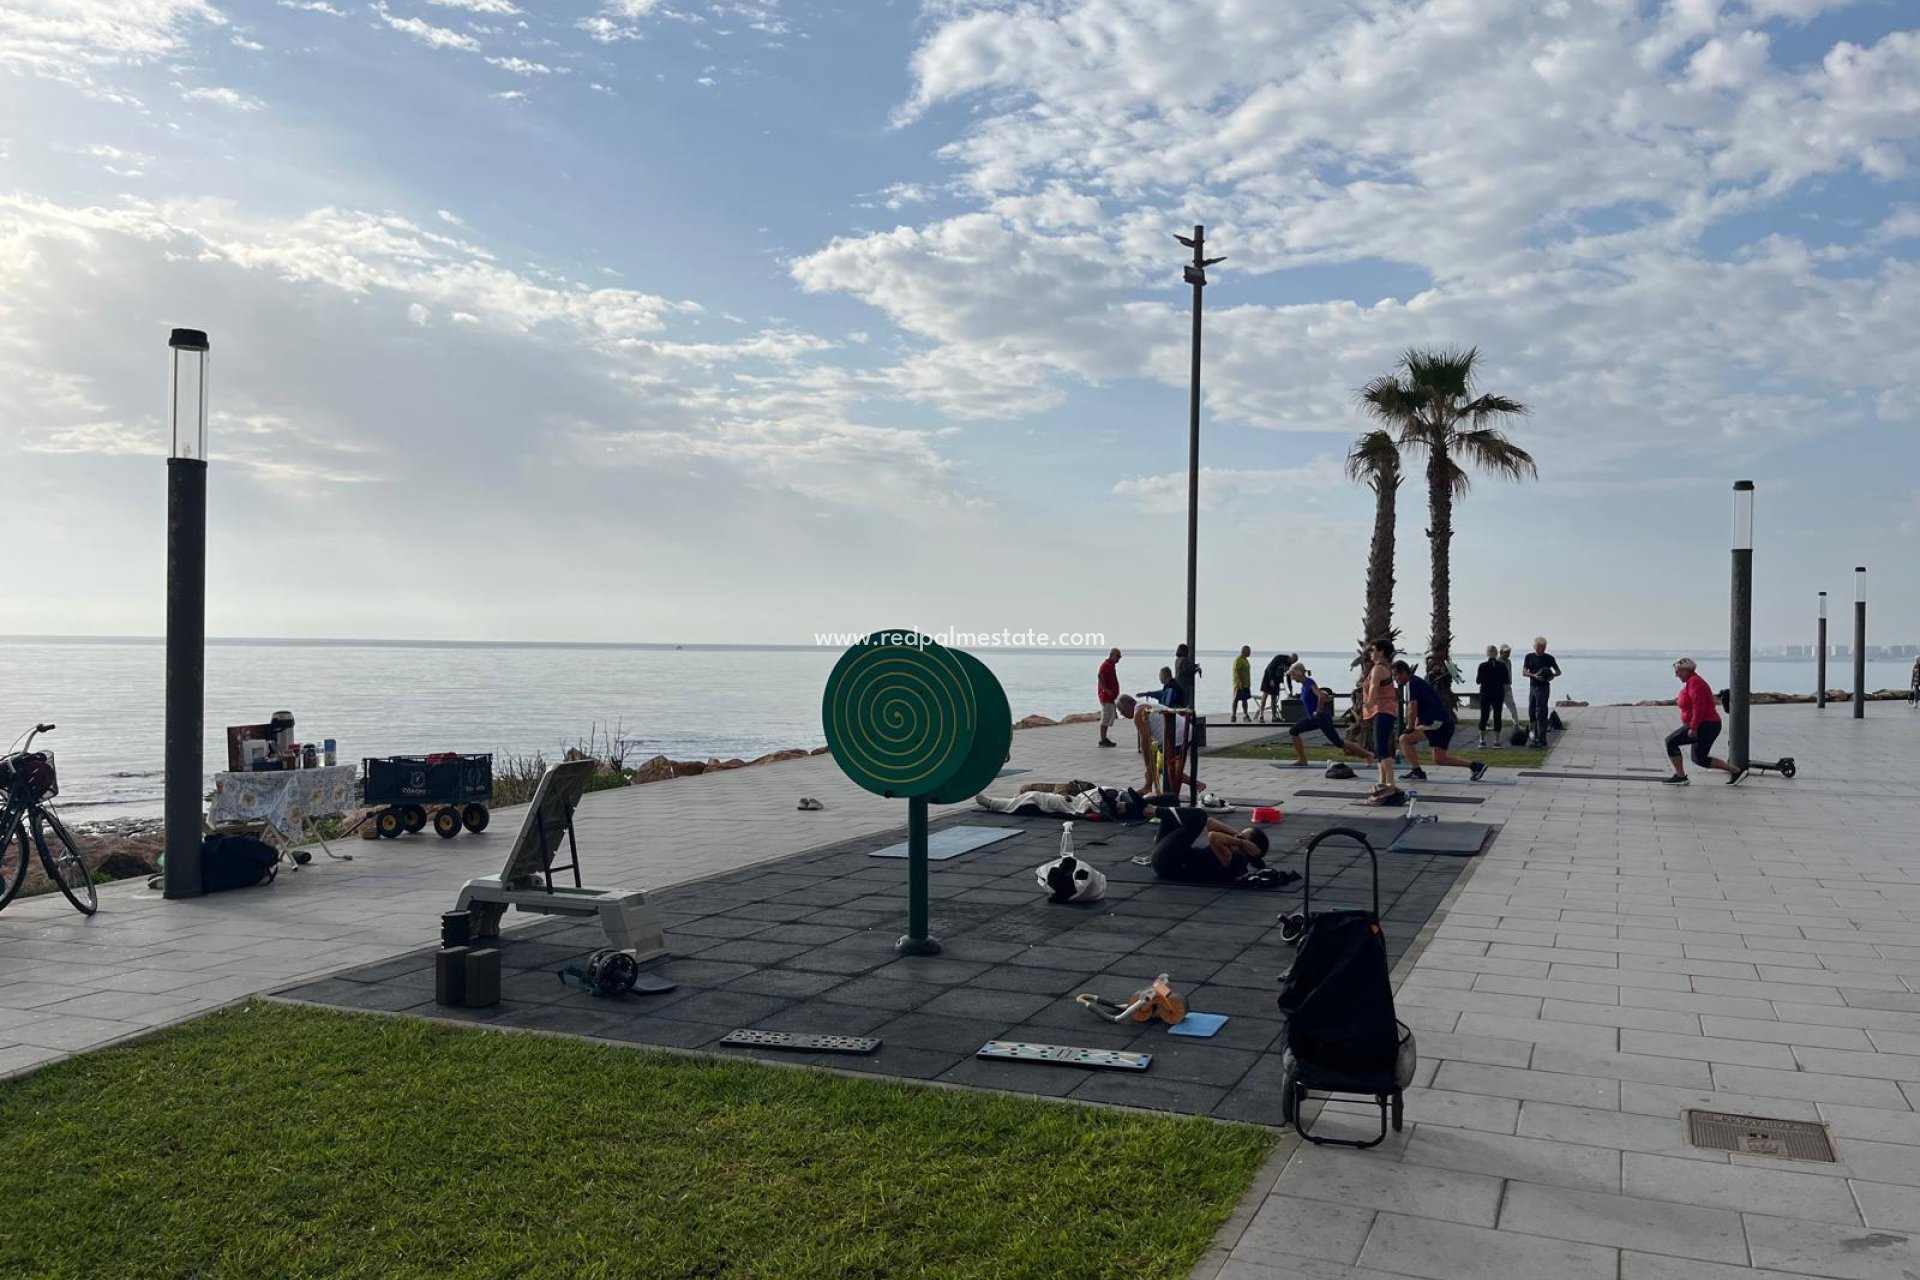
[1685,1110,1837,1162]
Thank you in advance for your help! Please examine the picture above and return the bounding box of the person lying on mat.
[1149,806,1269,884]
[975,784,1152,820]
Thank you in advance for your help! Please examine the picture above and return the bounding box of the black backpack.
[200,834,280,893]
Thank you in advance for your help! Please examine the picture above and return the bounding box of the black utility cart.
[362,753,494,839]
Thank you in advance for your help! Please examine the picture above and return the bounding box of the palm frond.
[1345,429,1402,488]
[1454,427,1538,481]
[1356,375,1417,425]
[1461,393,1531,425]
[1402,347,1478,400]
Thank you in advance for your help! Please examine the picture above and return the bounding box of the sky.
[1,0,1915,654]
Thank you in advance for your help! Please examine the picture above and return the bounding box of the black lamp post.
[163,328,209,899]
[1853,566,1867,720]
[1816,592,1827,709]
[1728,481,1753,770]
[1174,225,1221,804]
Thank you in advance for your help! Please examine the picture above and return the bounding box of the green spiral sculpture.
[822,630,1012,954]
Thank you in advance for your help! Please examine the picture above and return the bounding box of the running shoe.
[1097,739,1116,748]
[1470,762,1488,782]
[1405,767,1429,781]
[1662,775,1690,786]
[1727,767,1749,786]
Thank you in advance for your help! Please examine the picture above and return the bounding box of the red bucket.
[1250,805,1283,825]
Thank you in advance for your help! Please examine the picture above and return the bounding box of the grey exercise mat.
[1521,771,1672,783]
[1395,772,1517,786]
[1292,789,1485,806]
[1388,822,1492,856]
[869,825,1018,860]
[996,767,1030,778]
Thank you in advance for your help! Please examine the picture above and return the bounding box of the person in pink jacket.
[1663,658,1746,786]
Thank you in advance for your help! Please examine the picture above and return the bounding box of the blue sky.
[1,0,1915,653]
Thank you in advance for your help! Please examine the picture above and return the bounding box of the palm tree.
[1360,348,1535,701]
[1345,429,1402,666]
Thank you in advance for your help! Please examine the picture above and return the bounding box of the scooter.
[1745,756,1797,779]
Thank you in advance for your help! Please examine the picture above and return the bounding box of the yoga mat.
[1388,823,1492,856]
[1293,789,1485,806]
[1520,771,1670,783]
[1395,772,1518,786]
[996,767,1030,778]
[1168,1013,1229,1038]
[869,825,1018,860]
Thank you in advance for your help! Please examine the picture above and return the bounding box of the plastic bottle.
[1059,820,1074,861]
[323,738,337,767]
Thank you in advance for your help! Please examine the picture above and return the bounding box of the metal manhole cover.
[1685,1110,1837,1162]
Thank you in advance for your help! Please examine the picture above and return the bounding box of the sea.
[2,638,1911,822]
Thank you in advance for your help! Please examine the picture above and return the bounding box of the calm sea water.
[1,639,1910,820]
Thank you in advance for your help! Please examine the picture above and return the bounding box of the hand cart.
[361,753,493,840]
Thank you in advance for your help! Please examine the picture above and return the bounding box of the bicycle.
[0,723,97,916]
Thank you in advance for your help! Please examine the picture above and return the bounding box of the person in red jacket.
[1664,658,1746,786]
[1096,648,1122,747]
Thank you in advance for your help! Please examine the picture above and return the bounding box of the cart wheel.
[1279,913,1306,946]
[292,849,313,866]
[1279,1063,1300,1128]
[432,808,461,839]
[1391,1091,1404,1132]
[376,809,404,839]
[1779,758,1796,779]
[462,803,490,833]
[400,804,427,834]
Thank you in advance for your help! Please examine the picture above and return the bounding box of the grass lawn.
[1215,739,1555,769]
[0,1003,1274,1280]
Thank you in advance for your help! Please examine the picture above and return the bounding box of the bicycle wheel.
[32,808,96,916]
[0,806,29,909]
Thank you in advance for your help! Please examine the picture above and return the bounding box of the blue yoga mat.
[869,826,1019,861]
[1168,1013,1229,1038]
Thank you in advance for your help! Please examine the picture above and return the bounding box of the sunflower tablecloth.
[208,766,357,843]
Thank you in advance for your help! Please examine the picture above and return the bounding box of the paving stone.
[1432,1061,1620,1110]
[1356,1211,1618,1280]
[1623,1151,1862,1224]
[970,964,1101,996]
[815,975,948,1013]
[1621,1252,1849,1280]
[721,967,847,1000]
[1745,1213,1920,1280]
[751,1001,897,1037]
[1402,1124,1621,1193]
[1066,1072,1227,1115]
[650,989,794,1028]
[1712,1065,1911,1109]
[1502,1181,1747,1263]
[915,986,1054,1024]
[1234,1194,1376,1264]
[826,1045,963,1080]
[1276,1142,1504,1227]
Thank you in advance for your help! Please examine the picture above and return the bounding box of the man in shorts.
[1096,648,1122,747]
[1231,646,1253,721]
[1393,661,1488,781]
[1663,658,1744,785]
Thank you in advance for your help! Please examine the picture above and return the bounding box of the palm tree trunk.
[1363,478,1396,651]
[1427,443,1454,703]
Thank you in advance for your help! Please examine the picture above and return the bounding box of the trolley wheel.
[1778,758,1796,779]
[292,849,313,866]
[400,804,427,834]
[376,809,404,839]
[1279,913,1306,946]
[462,803,490,833]
[1391,1091,1404,1132]
[432,808,461,839]
[1279,1063,1300,1128]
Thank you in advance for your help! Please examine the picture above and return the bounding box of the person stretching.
[1148,805,1269,884]
[1475,645,1507,747]
[1664,658,1745,785]
[1118,694,1198,796]
[1286,662,1347,765]
[1394,661,1489,781]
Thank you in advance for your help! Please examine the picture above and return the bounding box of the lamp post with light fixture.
[164,328,209,899]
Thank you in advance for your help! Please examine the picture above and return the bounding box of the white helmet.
[1036,854,1107,904]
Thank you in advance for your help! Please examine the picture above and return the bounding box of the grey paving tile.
[1431,1061,1620,1109]
[1402,1124,1621,1192]
[1712,1065,1911,1109]
[1275,1143,1504,1227]
[1355,1212,1618,1280]
[1234,1194,1376,1265]
[1745,1213,1920,1280]
[1499,1181,1747,1263]
[1623,1151,1862,1223]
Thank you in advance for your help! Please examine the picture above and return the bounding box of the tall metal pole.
[1854,567,1867,720]
[1176,225,1220,806]
[1728,481,1753,771]
[164,329,210,899]
[1816,593,1828,709]
[898,796,938,955]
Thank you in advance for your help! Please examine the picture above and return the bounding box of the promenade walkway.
[5,702,1920,1280]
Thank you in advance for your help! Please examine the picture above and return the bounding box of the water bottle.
[1059,821,1074,861]
[324,738,337,767]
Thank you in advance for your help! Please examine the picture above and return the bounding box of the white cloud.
[485,55,553,74]
[424,0,520,14]
[177,83,263,110]
[230,33,263,50]
[276,0,344,15]
[0,0,223,85]
[490,88,526,101]
[374,5,481,52]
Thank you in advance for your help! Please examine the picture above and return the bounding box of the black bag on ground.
[200,833,280,893]
[1277,910,1398,1080]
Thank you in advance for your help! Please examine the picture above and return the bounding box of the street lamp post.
[1854,567,1867,720]
[1728,481,1754,771]
[1175,225,1222,805]
[163,328,210,899]
[1816,592,1828,709]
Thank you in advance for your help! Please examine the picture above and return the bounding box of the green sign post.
[822,630,1011,955]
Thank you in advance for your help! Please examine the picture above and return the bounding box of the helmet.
[1036,854,1107,904]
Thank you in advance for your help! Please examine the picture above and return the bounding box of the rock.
[563,747,592,762]
[1059,712,1102,724]
[749,748,810,766]
[630,755,675,784]
[1013,714,1058,730]
[95,850,159,881]
[1555,699,1589,707]
[671,760,707,777]
[810,746,832,755]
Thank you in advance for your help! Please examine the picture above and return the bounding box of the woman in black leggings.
[1148,807,1269,883]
